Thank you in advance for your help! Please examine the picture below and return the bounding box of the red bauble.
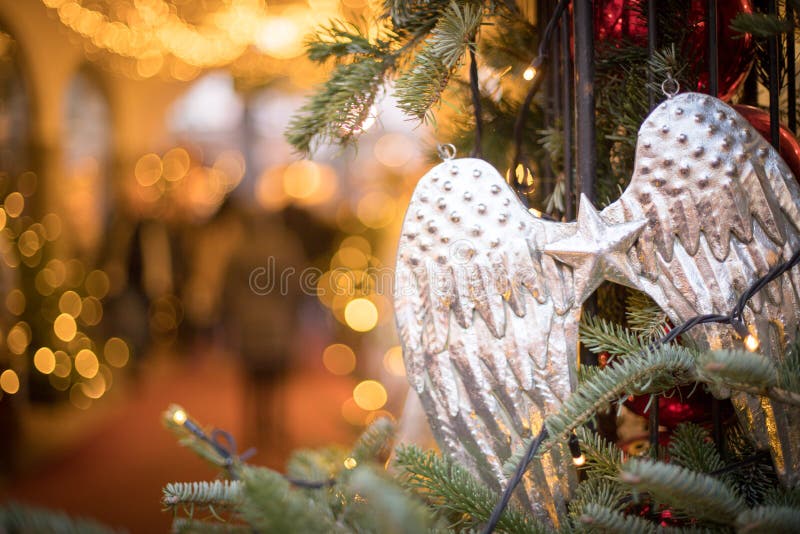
[625,386,715,428]
[733,105,800,182]
[592,0,753,101]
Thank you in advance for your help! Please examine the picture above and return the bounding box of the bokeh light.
[34,347,56,375]
[0,369,19,394]
[104,337,130,368]
[352,380,387,411]
[383,346,406,376]
[54,313,78,341]
[322,343,356,375]
[344,298,378,332]
[75,349,99,379]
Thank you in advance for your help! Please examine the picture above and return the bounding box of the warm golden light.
[344,298,379,332]
[34,347,56,375]
[353,380,388,411]
[59,290,83,317]
[341,397,368,426]
[343,457,358,470]
[7,323,31,355]
[135,153,163,186]
[523,66,536,81]
[383,346,406,377]
[74,349,99,379]
[85,270,110,298]
[4,192,24,217]
[744,333,760,352]
[69,383,91,410]
[81,374,107,399]
[54,313,77,341]
[53,351,72,378]
[283,161,321,200]
[162,147,191,182]
[322,343,357,375]
[5,289,25,316]
[0,369,19,394]
[104,337,130,368]
[356,192,396,229]
[172,408,188,425]
[573,454,586,467]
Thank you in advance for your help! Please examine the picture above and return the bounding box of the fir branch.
[764,486,800,507]
[393,445,549,533]
[306,21,392,63]
[286,58,387,153]
[776,337,800,394]
[735,505,800,533]
[724,422,777,507]
[545,347,696,444]
[579,503,657,534]
[574,426,624,479]
[350,416,396,463]
[695,350,777,390]
[286,448,343,486]
[162,480,243,509]
[567,477,626,524]
[0,502,120,534]
[620,458,744,525]
[394,1,482,120]
[384,0,451,37]
[171,517,251,533]
[667,423,724,475]
[238,466,340,533]
[625,290,669,340]
[579,314,647,358]
[730,12,793,38]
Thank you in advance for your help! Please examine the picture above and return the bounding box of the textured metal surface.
[394,92,800,523]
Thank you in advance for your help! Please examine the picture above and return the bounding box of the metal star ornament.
[543,195,646,303]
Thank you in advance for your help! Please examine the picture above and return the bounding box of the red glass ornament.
[591,0,753,101]
[625,386,714,428]
[733,105,800,182]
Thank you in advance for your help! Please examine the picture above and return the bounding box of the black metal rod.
[708,0,719,97]
[769,0,781,148]
[561,4,574,220]
[648,0,657,110]
[787,2,796,133]
[468,46,483,157]
[573,0,596,202]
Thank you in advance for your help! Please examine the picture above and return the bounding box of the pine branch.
[625,290,669,340]
[764,486,800,507]
[579,314,647,358]
[667,424,724,475]
[0,502,119,534]
[238,466,340,533]
[306,21,393,63]
[350,416,396,463]
[286,448,343,486]
[735,505,800,533]
[730,12,793,38]
[776,337,800,394]
[171,517,251,533]
[394,445,549,533]
[579,503,658,534]
[574,426,624,480]
[394,1,482,120]
[162,481,243,509]
[724,422,777,507]
[545,347,696,444]
[384,0,452,37]
[567,477,626,524]
[620,458,744,525]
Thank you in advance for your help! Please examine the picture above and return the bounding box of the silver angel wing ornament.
[394,158,645,523]
[592,92,800,485]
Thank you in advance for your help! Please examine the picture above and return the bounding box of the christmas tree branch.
[579,503,658,534]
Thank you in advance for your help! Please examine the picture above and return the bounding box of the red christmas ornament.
[733,105,800,182]
[591,0,753,101]
[625,386,715,428]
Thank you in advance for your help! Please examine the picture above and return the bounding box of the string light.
[568,433,585,466]
[172,408,188,425]
[744,333,760,352]
[523,66,536,81]
[343,457,358,469]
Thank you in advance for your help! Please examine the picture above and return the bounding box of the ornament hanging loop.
[437,143,457,161]
[661,73,680,99]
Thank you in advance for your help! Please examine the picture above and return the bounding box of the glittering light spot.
[75,349,99,378]
[343,457,358,469]
[81,373,106,399]
[283,161,321,200]
[135,153,163,187]
[53,351,72,377]
[4,192,24,217]
[383,346,406,376]
[573,454,586,466]
[104,337,130,368]
[79,296,103,326]
[59,290,83,317]
[344,298,378,332]
[0,369,19,394]
[54,313,77,341]
[7,323,30,355]
[34,347,56,374]
[42,213,62,241]
[162,147,190,182]
[523,66,536,81]
[744,333,760,352]
[0,208,6,230]
[85,270,110,298]
[353,380,388,411]
[172,408,187,425]
[5,289,25,316]
[322,343,356,375]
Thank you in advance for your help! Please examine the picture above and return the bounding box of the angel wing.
[599,92,800,484]
[394,158,579,524]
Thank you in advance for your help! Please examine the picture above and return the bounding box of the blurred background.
[0,1,432,531]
